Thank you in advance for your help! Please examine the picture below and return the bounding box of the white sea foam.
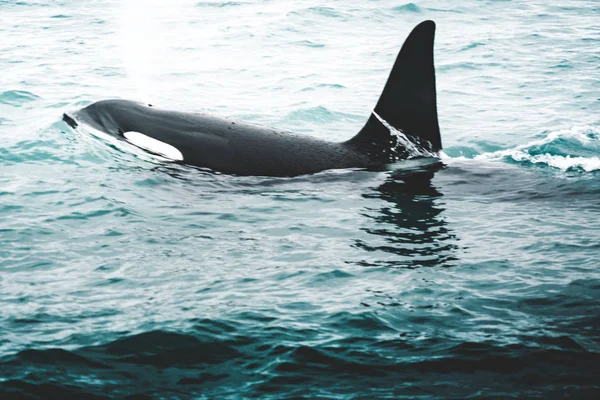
[511,153,600,172]
[458,126,600,172]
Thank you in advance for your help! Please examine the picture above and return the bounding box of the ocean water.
[1,0,600,398]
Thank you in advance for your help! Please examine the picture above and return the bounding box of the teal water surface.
[1,0,600,398]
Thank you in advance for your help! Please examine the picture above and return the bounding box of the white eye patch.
[123,131,184,161]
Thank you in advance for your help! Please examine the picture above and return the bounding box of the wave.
[447,126,600,172]
[1,326,599,399]
[391,3,422,13]
[1,277,599,397]
[0,90,41,106]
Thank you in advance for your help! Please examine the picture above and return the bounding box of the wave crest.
[474,126,600,172]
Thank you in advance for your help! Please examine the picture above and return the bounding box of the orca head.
[75,99,149,133]
[77,100,184,161]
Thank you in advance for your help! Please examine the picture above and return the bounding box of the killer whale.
[63,20,442,177]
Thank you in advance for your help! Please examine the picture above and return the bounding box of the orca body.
[64,20,442,177]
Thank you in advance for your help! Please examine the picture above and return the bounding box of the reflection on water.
[355,164,458,268]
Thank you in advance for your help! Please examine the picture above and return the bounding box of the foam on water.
[442,126,600,172]
[475,126,600,172]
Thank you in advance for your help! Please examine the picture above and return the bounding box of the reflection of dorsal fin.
[347,20,441,156]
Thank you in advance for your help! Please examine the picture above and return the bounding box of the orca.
[63,20,442,177]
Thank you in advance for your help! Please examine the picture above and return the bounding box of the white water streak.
[372,112,438,158]
[474,126,600,172]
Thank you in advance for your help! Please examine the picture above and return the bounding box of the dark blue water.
[1,0,600,398]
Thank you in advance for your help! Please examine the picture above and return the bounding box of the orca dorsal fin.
[347,20,441,159]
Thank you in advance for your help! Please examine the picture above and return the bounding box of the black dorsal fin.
[347,20,441,158]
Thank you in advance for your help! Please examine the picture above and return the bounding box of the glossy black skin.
[70,100,372,177]
[64,20,442,177]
